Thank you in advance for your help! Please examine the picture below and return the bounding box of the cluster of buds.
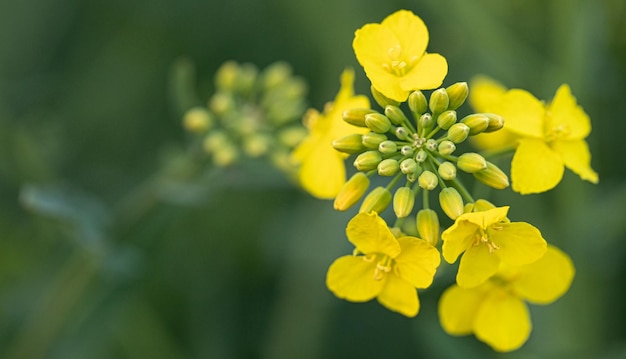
[332,83,510,244]
[182,61,308,172]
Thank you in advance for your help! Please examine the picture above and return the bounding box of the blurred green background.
[1,0,625,358]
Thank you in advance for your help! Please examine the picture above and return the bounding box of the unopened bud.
[353,150,383,171]
[418,170,438,190]
[342,108,376,127]
[243,134,271,157]
[429,88,449,116]
[473,161,510,189]
[371,86,400,108]
[209,92,234,116]
[361,132,387,149]
[400,145,414,156]
[183,107,213,133]
[425,139,437,151]
[400,158,418,174]
[484,113,505,132]
[415,150,428,163]
[439,187,464,220]
[378,140,398,154]
[461,114,490,135]
[438,161,457,180]
[365,113,392,133]
[438,140,456,155]
[203,130,229,153]
[359,186,392,214]
[445,82,469,110]
[409,90,428,116]
[417,209,440,246]
[261,61,291,89]
[457,152,487,173]
[377,159,400,176]
[235,63,258,94]
[472,199,497,212]
[395,126,410,140]
[393,187,415,218]
[213,143,239,166]
[436,110,457,130]
[333,134,366,154]
[334,172,370,211]
[447,123,470,143]
[215,61,239,92]
[418,113,434,133]
[385,105,409,126]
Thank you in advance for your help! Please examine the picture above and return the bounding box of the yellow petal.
[512,245,575,304]
[328,69,371,139]
[490,222,547,266]
[457,244,500,288]
[492,89,545,138]
[457,206,509,229]
[381,10,429,57]
[511,138,564,194]
[394,237,441,288]
[441,220,477,264]
[376,273,419,317]
[346,212,401,257]
[326,255,383,301]
[297,142,346,199]
[470,129,519,152]
[400,53,448,91]
[552,139,599,184]
[547,84,590,140]
[438,283,489,335]
[469,75,507,113]
[474,290,531,352]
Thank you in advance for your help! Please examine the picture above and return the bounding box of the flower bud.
[377,159,400,176]
[365,113,392,133]
[203,130,229,153]
[361,132,387,149]
[472,199,497,212]
[461,114,490,135]
[418,113,434,133]
[409,90,428,116]
[393,187,415,218]
[378,140,398,154]
[484,113,505,132]
[234,63,258,94]
[371,86,400,108]
[473,161,510,189]
[425,139,437,151]
[215,61,239,92]
[243,134,271,157]
[400,158,418,174]
[436,110,457,130]
[447,123,470,143]
[415,149,428,163]
[342,108,376,127]
[418,170,438,190]
[353,150,383,171]
[438,161,457,180]
[183,107,213,133]
[438,140,456,155]
[261,61,291,89]
[395,126,410,140]
[332,134,365,154]
[334,172,370,211]
[212,143,239,166]
[209,92,234,116]
[400,145,414,156]
[457,152,488,173]
[446,82,469,110]
[429,88,449,116]
[359,186,392,214]
[417,209,439,246]
[385,105,409,126]
[439,187,464,220]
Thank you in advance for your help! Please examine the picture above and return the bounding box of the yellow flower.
[438,245,575,352]
[291,69,370,199]
[326,212,440,317]
[470,76,599,194]
[353,10,448,102]
[441,206,546,288]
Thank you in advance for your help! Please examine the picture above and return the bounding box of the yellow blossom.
[441,206,546,288]
[439,245,575,352]
[291,69,370,199]
[353,10,448,102]
[326,212,440,317]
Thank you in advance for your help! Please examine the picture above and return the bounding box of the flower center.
[364,253,395,281]
[381,45,420,77]
[473,229,500,253]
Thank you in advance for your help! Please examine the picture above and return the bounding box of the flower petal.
[441,220,477,264]
[547,84,590,140]
[346,212,401,257]
[552,139,599,184]
[394,237,441,288]
[296,141,346,199]
[474,289,531,352]
[490,222,547,267]
[511,138,564,194]
[381,10,429,57]
[492,89,545,138]
[469,75,507,113]
[457,244,500,288]
[399,53,448,91]
[438,283,489,335]
[377,274,419,317]
[512,245,575,304]
[457,206,509,228]
[326,255,383,301]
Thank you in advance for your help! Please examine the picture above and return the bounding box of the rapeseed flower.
[353,10,448,102]
[326,212,440,317]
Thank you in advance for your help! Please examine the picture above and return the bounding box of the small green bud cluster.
[182,61,308,171]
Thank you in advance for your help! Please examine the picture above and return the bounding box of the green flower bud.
[365,113,392,133]
[215,61,239,92]
[371,86,400,108]
[395,126,411,140]
[361,132,387,149]
[417,209,439,246]
[418,113,434,133]
[209,92,234,116]
[400,145,414,156]
[353,150,383,171]
[378,140,398,154]
[377,159,400,176]
[436,110,457,130]
[438,140,456,155]
[203,130,229,153]
[213,143,239,167]
[385,105,409,126]
[418,170,438,190]
[235,63,258,94]
[183,107,213,133]
[473,161,510,189]
[333,134,366,154]
[472,198,497,212]
[447,123,470,143]
[445,82,469,110]
[457,152,488,173]
[400,158,418,174]
[484,113,505,132]
[438,161,457,180]
[425,139,437,151]
[461,114,490,135]
[409,90,428,116]
[342,108,376,127]
[334,172,370,211]
[393,187,415,218]
[439,187,464,220]
[415,149,428,163]
[429,88,449,116]
[243,134,272,157]
[261,61,292,90]
[359,186,392,214]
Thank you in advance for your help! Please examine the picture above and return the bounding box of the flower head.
[326,212,440,317]
[439,245,575,352]
[353,10,448,102]
[441,206,547,288]
[291,69,370,199]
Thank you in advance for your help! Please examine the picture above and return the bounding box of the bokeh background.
[1,0,625,358]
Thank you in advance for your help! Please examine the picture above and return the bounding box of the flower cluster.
[293,9,595,352]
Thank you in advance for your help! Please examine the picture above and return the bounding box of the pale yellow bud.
[439,187,464,220]
[377,159,400,176]
[438,140,456,155]
[418,170,438,190]
[409,90,428,116]
[343,108,376,127]
[438,161,457,180]
[457,153,488,173]
[214,61,239,92]
[385,105,409,126]
[473,161,510,189]
[365,113,392,133]
[484,113,505,133]
[472,199,497,212]
[461,114,490,135]
[378,140,398,155]
[333,172,370,211]
[429,88,449,116]
[359,186,392,214]
[417,209,439,246]
[393,187,415,218]
[436,110,457,130]
[361,132,387,149]
[447,123,470,143]
[333,134,366,154]
[183,107,213,133]
[353,151,383,171]
[446,82,469,110]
